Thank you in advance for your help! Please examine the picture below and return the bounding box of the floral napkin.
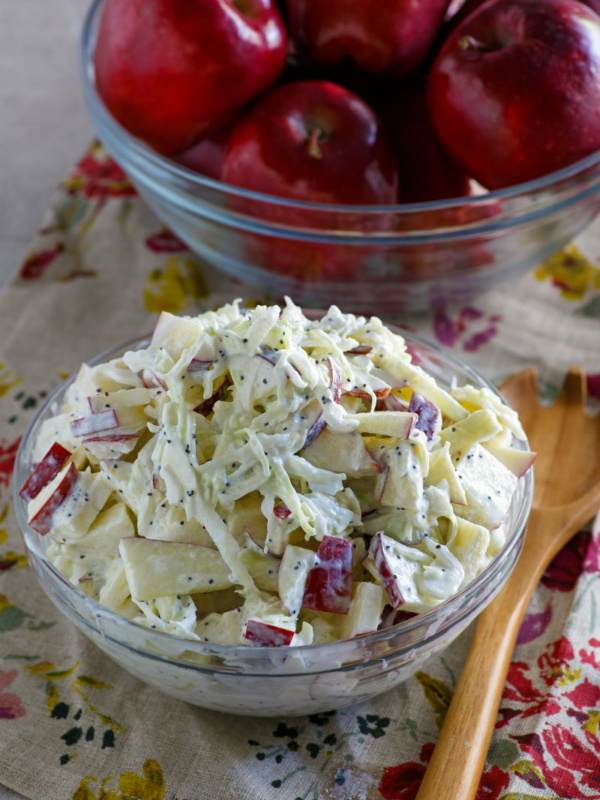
[1,143,600,800]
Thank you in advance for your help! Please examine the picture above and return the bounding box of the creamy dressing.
[24,299,533,646]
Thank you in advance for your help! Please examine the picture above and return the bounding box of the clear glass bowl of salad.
[13,304,533,716]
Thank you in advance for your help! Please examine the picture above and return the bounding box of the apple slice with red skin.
[378,604,418,629]
[408,391,442,441]
[273,504,291,519]
[28,462,79,535]
[187,359,213,373]
[343,386,391,400]
[325,356,342,403]
[70,409,119,437]
[302,428,381,478]
[194,377,231,416]
[82,433,140,445]
[142,369,168,391]
[484,443,536,478]
[19,442,72,502]
[302,535,353,614]
[370,531,420,609]
[244,618,295,647]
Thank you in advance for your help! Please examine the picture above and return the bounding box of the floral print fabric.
[1,143,600,800]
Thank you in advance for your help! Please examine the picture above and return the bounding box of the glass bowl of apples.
[79,0,600,315]
[13,307,534,717]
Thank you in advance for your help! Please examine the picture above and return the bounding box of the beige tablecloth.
[1,144,600,800]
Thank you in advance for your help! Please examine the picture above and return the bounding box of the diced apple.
[98,557,132,612]
[27,462,78,535]
[484,443,536,478]
[119,537,234,601]
[244,619,295,647]
[338,582,385,639]
[187,358,213,372]
[47,468,114,542]
[446,517,490,587]
[303,412,326,449]
[348,410,415,438]
[439,409,502,455]
[257,344,279,366]
[150,310,205,358]
[193,376,231,416]
[302,535,353,615]
[19,441,72,502]
[454,442,518,528]
[301,398,327,449]
[73,502,134,557]
[378,605,418,629]
[273,503,291,519]
[409,392,441,441]
[375,441,424,510]
[369,531,421,609]
[343,386,390,400]
[142,368,167,390]
[278,544,318,616]
[325,356,342,402]
[302,428,380,478]
[426,443,467,505]
[345,344,373,355]
[70,409,119,437]
[88,387,151,414]
[238,535,281,593]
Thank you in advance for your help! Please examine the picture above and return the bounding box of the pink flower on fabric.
[542,530,590,591]
[378,743,434,800]
[0,437,20,488]
[0,670,26,720]
[69,149,136,199]
[432,307,501,352]
[586,373,600,401]
[145,230,188,253]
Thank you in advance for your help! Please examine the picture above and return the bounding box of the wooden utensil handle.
[415,508,548,800]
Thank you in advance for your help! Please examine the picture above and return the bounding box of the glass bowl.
[13,327,533,717]
[79,0,600,316]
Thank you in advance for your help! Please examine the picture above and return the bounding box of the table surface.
[0,0,93,293]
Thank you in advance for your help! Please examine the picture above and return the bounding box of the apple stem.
[307,127,324,159]
[458,35,494,53]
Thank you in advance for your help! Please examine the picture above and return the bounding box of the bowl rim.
[80,0,600,219]
[12,316,534,667]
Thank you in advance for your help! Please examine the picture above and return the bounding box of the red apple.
[19,442,72,502]
[377,76,473,203]
[428,0,600,190]
[173,118,238,180]
[94,0,288,156]
[222,80,399,205]
[285,0,452,85]
[302,535,353,614]
[444,0,600,34]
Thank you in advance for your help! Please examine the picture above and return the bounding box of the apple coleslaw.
[20,299,534,647]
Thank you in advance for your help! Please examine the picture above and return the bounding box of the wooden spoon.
[415,366,600,800]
